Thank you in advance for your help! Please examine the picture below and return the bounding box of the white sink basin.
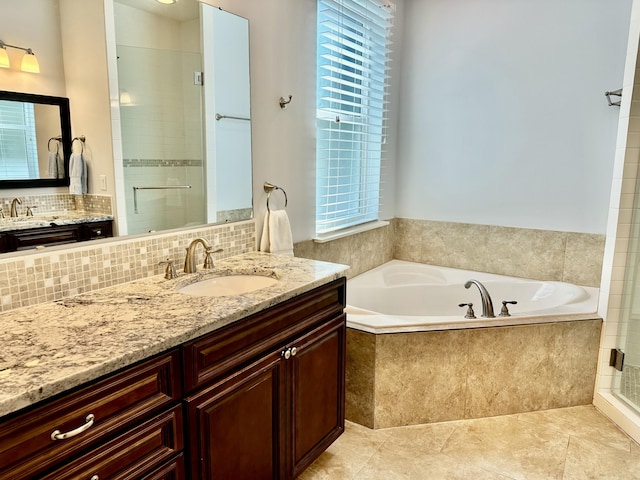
[178,275,278,297]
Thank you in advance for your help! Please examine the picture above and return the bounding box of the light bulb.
[0,47,9,68]
[21,51,39,73]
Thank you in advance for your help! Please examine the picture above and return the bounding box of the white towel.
[69,152,87,195]
[259,209,294,256]
[47,151,59,178]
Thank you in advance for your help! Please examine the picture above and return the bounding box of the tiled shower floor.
[621,364,640,408]
[301,406,640,479]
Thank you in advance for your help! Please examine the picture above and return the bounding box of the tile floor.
[301,406,640,480]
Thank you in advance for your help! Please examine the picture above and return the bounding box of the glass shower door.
[117,45,205,235]
[612,174,640,411]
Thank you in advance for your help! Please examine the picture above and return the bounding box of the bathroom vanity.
[0,253,347,479]
[0,217,113,252]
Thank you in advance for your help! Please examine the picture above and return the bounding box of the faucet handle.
[159,259,177,280]
[203,247,224,269]
[458,302,476,319]
[499,300,518,317]
[26,206,37,217]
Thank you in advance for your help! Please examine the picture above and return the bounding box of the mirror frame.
[0,90,72,189]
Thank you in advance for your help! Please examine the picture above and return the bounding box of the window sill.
[313,220,390,244]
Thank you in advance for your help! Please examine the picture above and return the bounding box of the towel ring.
[72,135,85,154]
[48,136,61,153]
[264,181,288,211]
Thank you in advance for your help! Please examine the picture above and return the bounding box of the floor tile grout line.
[350,435,395,479]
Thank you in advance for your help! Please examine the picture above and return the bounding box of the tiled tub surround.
[394,218,605,288]
[296,219,605,288]
[0,251,348,417]
[0,220,255,312]
[346,319,602,429]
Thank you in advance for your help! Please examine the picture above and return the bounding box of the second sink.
[178,275,278,297]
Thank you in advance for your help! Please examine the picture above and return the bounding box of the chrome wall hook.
[279,95,292,109]
[605,88,622,107]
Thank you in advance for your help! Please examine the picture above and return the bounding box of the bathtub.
[346,260,600,334]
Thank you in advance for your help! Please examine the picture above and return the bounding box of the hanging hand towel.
[56,148,65,179]
[47,151,59,179]
[259,209,294,256]
[68,152,87,195]
[259,210,271,253]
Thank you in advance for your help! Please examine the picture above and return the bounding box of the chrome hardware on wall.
[499,300,518,317]
[215,113,251,121]
[132,185,192,214]
[72,135,86,153]
[279,95,292,109]
[605,88,622,107]
[264,181,288,211]
[458,302,476,319]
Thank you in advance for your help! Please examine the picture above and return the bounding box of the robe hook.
[279,95,292,109]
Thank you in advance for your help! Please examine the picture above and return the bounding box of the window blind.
[0,100,38,179]
[316,0,394,235]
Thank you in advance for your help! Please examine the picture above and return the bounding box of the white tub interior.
[346,260,599,333]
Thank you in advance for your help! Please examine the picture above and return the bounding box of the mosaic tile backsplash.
[0,194,112,217]
[0,220,255,313]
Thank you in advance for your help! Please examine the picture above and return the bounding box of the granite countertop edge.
[0,252,349,418]
[0,213,113,232]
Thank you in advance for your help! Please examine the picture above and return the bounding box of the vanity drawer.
[183,278,346,392]
[41,405,183,480]
[0,350,182,480]
[81,220,113,240]
[8,224,80,250]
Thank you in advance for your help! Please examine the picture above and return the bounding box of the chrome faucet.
[464,279,495,318]
[184,238,223,273]
[10,198,21,217]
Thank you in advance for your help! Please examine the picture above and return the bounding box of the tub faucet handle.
[458,302,476,319]
[499,300,518,317]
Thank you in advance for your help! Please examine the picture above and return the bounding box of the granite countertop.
[0,211,113,232]
[0,252,349,418]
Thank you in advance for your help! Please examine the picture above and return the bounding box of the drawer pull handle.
[51,413,95,440]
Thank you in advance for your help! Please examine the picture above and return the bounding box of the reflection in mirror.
[112,0,253,235]
[0,91,71,188]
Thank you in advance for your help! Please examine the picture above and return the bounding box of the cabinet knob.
[90,476,99,480]
[282,348,291,360]
[95,229,102,236]
[290,347,298,357]
[50,413,95,440]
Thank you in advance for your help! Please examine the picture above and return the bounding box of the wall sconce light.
[0,40,40,73]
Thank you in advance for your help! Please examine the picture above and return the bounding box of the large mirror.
[112,0,253,235]
[0,91,71,189]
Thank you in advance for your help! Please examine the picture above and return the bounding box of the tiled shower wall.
[295,218,605,287]
[0,220,255,313]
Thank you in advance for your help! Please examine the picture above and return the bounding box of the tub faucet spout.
[464,279,495,318]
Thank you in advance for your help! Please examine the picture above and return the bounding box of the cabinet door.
[185,351,286,480]
[288,314,346,478]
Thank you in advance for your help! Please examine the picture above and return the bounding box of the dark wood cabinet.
[0,277,346,480]
[183,278,347,479]
[0,220,113,252]
[0,350,182,480]
[186,351,287,479]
